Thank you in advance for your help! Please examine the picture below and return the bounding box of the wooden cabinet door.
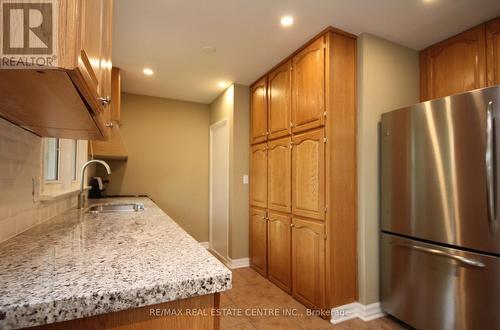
[292,37,325,133]
[250,143,267,208]
[268,137,291,213]
[268,212,291,293]
[78,0,113,137]
[251,77,268,144]
[291,218,325,309]
[99,0,113,101]
[250,208,268,276]
[487,17,500,86]
[80,0,113,100]
[421,25,486,101]
[292,129,325,220]
[110,67,121,123]
[268,61,292,139]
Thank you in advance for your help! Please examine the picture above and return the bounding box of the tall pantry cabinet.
[249,28,357,311]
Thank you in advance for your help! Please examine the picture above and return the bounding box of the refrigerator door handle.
[391,241,486,268]
[486,101,498,238]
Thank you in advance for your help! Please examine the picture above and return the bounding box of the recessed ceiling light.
[218,81,230,88]
[202,46,216,53]
[143,68,154,76]
[280,15,294,27]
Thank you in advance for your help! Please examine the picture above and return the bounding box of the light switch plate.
[243,175,249,184]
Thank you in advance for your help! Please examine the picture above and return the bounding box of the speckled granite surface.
[0,198,231,329]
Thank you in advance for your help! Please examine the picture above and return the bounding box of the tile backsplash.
[0,118,77,243]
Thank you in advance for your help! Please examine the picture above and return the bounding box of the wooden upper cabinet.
[267,212,292,293]
[292,128,325,220]
[250,143,268,208]
[420,25,486,101]
[486,17,500,86]
[110,67,122,123]
[82,0,105,98]
[268,61,292,139]
[250,208,268,277]
[250,77,268,144]
[0,0,113,140]
[292,218,325,309]
[292,37,325,133]
[77,0,113,136]
[268,137,291,213]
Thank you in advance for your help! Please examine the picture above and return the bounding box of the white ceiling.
[113,0,500,104]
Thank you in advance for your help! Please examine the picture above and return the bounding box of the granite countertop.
[0,197,231,329]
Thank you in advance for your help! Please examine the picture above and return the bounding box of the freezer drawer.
[381,233,500,330]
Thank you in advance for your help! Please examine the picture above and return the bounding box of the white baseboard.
[331,302,385,324]
[229,257,250,269]
[199,241,209,249]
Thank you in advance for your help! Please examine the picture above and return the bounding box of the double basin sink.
[87,203,145,214]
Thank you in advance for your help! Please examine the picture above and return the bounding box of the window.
[41,139,88,196]
[71,140,78,181]
[43,138,59,181]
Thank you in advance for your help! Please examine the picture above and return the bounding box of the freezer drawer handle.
[486,101,498,238]
[392,242,486,268]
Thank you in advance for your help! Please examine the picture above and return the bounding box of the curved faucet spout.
[78,159,111,209]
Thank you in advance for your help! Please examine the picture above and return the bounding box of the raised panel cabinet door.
[268,60,292,139]
[291,37,325,133]
[268,137,291,213]
[251,77,268,144]
[250,143,268,208]
[292,128,325,220]
[80,0,106,98]
[250,208,268,277]
[291,218,325,309]
[486,17,500,86]
[100,0,113,100]
[424,25,486,100]
[97,0,113,133]
[267,212,292,293]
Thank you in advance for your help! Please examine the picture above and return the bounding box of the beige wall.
[209,84,250,260]
[103,93,210,242]
[357,33,420,304]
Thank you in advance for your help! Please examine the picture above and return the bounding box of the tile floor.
[220,267,409,330]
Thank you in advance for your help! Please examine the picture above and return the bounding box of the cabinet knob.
[105,122,113,128]
[290,223,295,228]
[99,96,111,106]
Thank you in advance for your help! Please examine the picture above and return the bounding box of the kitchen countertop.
[0,197,231,329]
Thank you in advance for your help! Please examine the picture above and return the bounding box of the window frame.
[43,137,61,183]
[71,139,78,182]
[41,139,88,196]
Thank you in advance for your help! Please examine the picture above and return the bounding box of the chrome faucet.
[78,159,111,209]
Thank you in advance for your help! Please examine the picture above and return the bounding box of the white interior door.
[209,120,229,260]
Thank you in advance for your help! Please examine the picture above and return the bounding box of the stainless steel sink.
[87,203,145,214]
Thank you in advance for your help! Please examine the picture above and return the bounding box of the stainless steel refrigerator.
[380,85,500,330]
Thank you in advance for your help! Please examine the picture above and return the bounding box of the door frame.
[209,119,230,262]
